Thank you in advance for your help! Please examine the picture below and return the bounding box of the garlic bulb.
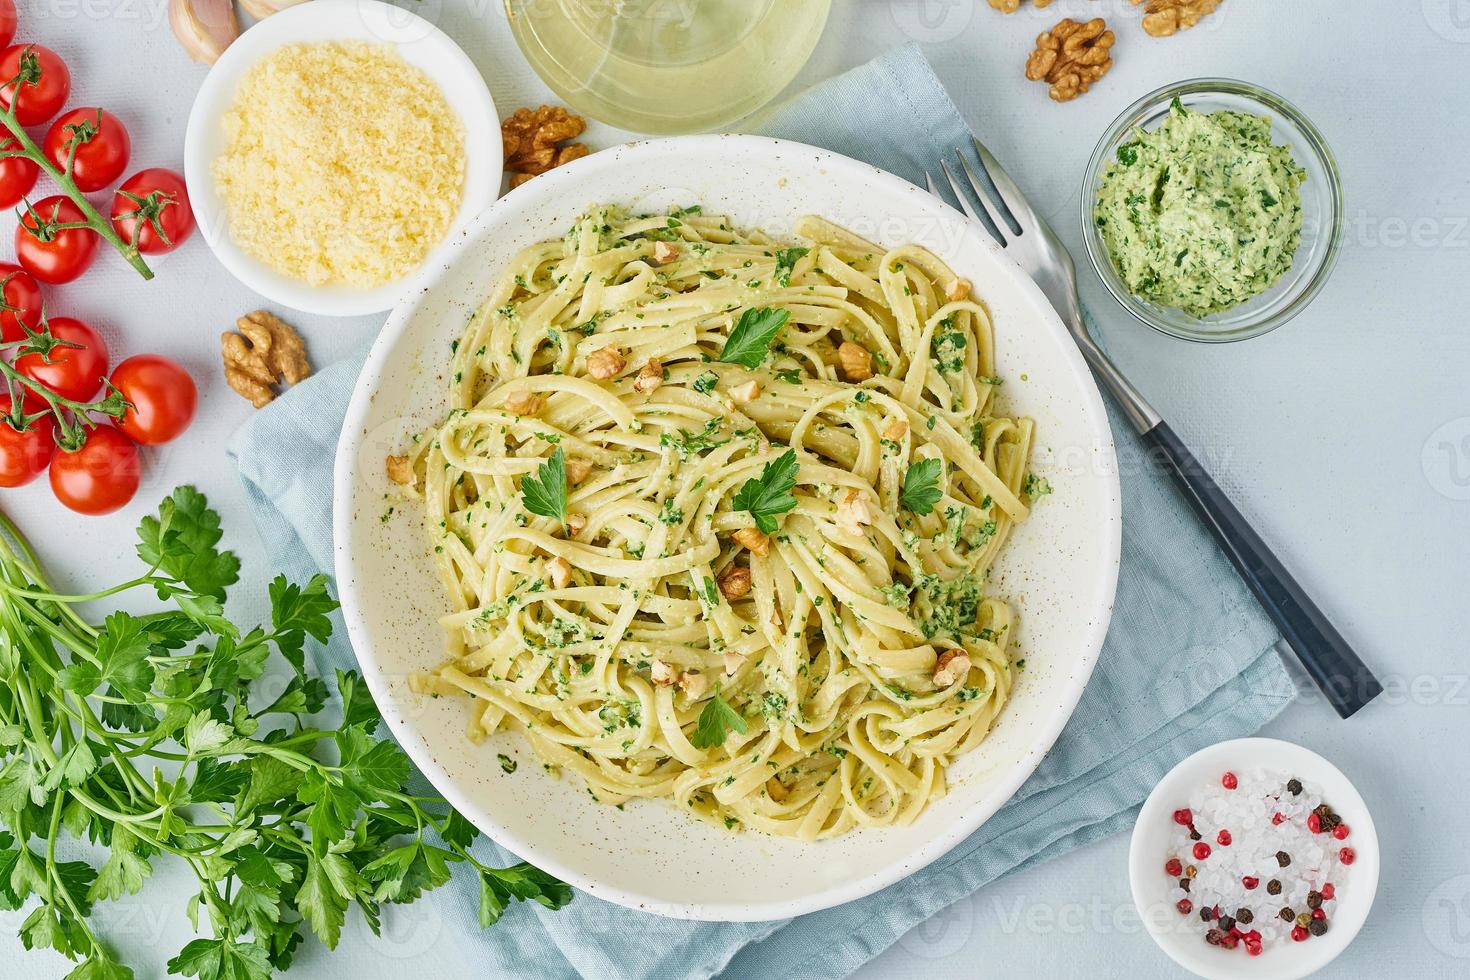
[169,0,240,64]
[239,0,311,20]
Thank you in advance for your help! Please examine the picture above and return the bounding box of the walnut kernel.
[385,455,413,485]
[934,649,972,688]
[586,346,626,380]
[1134,0,1222,37]
[837,341,873,382]
[221,310,311,408]
[633,357,663,395]
[717,563,752,600]
[732,527,770,557]
[501,106,590,188]
[1026,17,1115,103]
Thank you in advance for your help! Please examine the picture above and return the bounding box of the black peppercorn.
[1280,907,1295,922]
[1276,850,1292,867]
[1287,778,1302,795]
[1235,907,1254,924]
[1189,828,1202,841]
[1306,890,1323,909]
[1309,918,1329,937]
[1267,879,1282,895]
[1200,906,1214,922]
[1205,928,1226,946]
[1179,877,1191,892]
[1217,914,1236,932]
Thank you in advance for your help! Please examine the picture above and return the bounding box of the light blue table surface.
[3,1,1466,977]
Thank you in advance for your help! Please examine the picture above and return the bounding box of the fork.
[927,140,1382,719]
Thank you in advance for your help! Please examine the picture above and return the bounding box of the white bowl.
[183,0,501,317]
[333,135,1123,920]
[1129,738,1380,979]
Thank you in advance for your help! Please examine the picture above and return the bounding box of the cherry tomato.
[0,395,56,488]
[49,425,140,515]
[15,316,108,403]
[0,262,41,343]
[111,169,193,255]
[0,44,70,127]
[16,196,100,284]
[0,132,37,207]
[44,108,131,193]
[109,355,196,445]
[0,1,15,51]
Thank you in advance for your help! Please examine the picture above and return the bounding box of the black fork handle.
[1142,422,1382,718]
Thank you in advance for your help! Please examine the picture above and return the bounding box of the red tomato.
[49,425,140,515]
[0,44,70,127]
[111,169,194,254]
[0,396,56,488]
[109,355,196,445]
[15,316,108,403]
[0,133,37,207]
[44,108,131,193]
[0,1,15,50]
[0,262,41,343]
[16,196,100,284]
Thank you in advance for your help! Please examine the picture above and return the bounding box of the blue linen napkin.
[228,42,1294,980]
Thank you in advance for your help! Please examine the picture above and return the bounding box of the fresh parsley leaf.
[690,693,747,749]
[773,247,808,287]
[268,574,338,674]
[136,487,241,600]
[718,307,789,368]
[730,450,799,534]
[521,448,569,525]
[479,863,573,927]
[900,458,944,515]
[167,936,272,980]
[57,613,154,702]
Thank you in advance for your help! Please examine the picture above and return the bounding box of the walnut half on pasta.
[401,206,1037,840]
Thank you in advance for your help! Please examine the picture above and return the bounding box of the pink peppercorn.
[1246,941,1263,957]
[1339,847,1356,865]
[1173,808,1192,826]
[1312,908,1326,920]
[1193,842,1211,860]
[1292,926,1309,942]
[1217,829,1232,846]
[1333,823,1350,840]
[1321,883,1335,900]
[1222,771,1238,790]
[1165,857,1183,876]
[1308,812,1322,833]
[1242,876,1259,889]
[1272,812,1285,825]
[1177,899,1192,915]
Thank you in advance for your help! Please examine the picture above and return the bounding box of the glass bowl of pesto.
[1082,78,1343,343]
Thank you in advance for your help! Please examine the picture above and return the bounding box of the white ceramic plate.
[1129,738,1380,980]
[333,136,1122,920]
[183,0,500,317]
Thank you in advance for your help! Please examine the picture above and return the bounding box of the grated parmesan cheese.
[213,40,466,288]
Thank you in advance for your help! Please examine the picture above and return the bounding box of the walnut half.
[987,0,1053,12]
[1133,0,1222,38]
[502,106,591,189]
[1026,17,1115,103]
[221,310,311,408]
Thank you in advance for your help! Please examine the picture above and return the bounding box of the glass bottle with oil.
[505,0,832,134]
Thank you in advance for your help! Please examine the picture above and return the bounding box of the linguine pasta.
[399,206,1039,839]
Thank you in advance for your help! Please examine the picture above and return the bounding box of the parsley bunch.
[0,488,569,979]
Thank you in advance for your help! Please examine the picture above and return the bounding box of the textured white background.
[3,1,1469,977]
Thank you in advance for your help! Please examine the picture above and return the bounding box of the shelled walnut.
[1133,0,1222,37]
[987,0,1053,12]
[501,106,590,188]
[1026,17,1115,103]
[221,310,310,408]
